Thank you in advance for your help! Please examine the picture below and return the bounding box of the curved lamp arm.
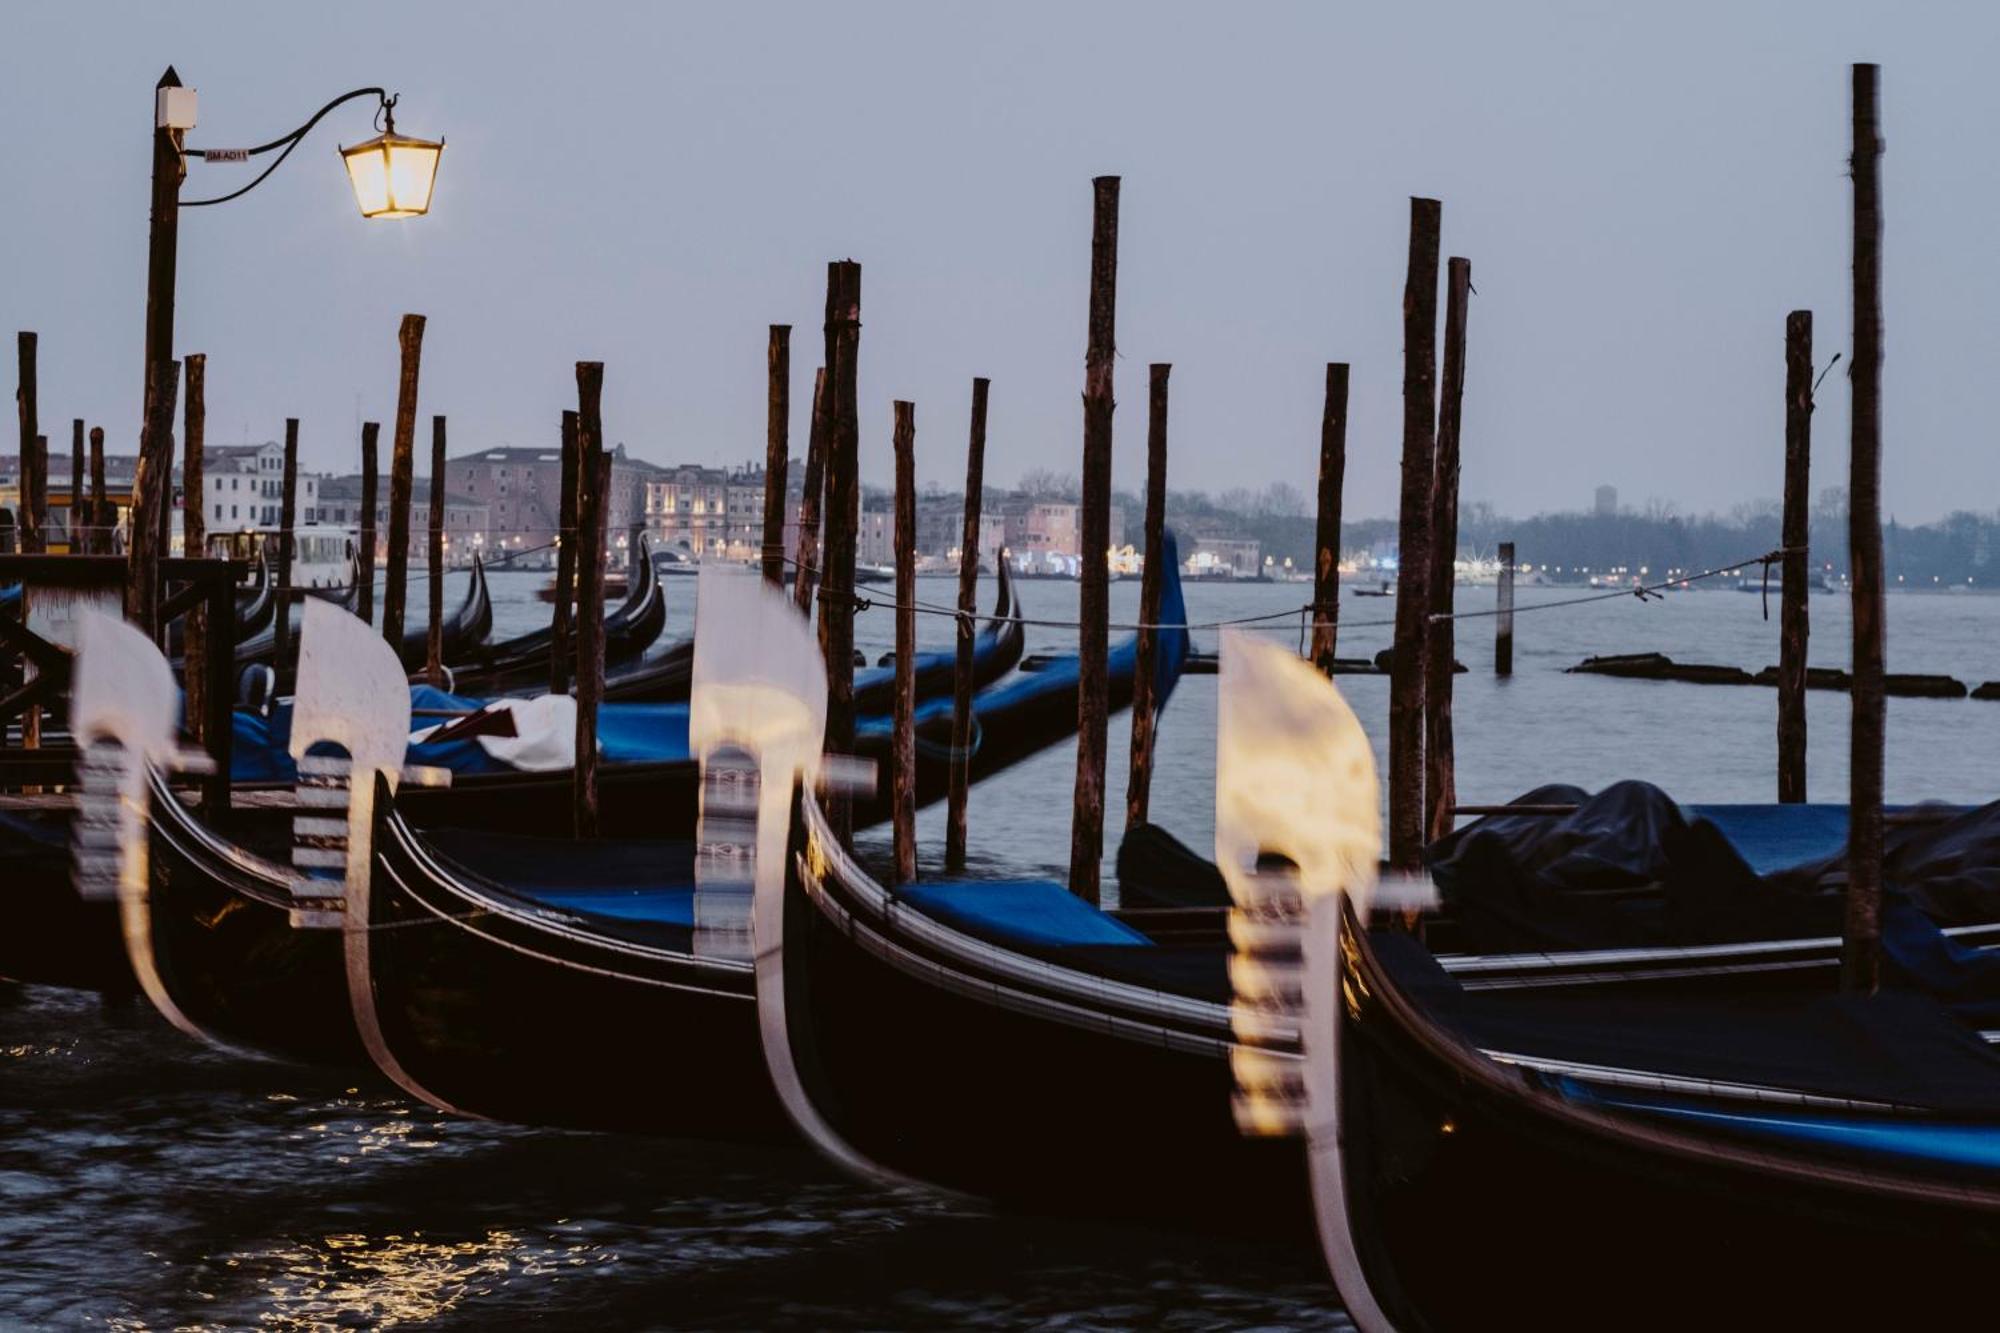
[183,86,391,208]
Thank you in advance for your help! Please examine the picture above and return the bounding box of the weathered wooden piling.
[945,376,990,871]
[891,401,918,885]
[573,363,608,840]
[1495,541,1516,675]
[1842,64,1885,994]
[1069,175,1120,905]
[358,423,379,624]
[550,410,579,694]
[68,420,84,552]
[16,333,37,553]
[272,419,300,679]
[181,357,207,742]
[381,314,426,648]
[763,325,791,587]
[21,434,46,556]
[1389,197,1442,872]
[128,360,179,638]
[1126,364,1170,829]
[1426,256,1471,844]
[1311,363,1349,675]
[793,368,828,617]
[427,415,447,686]
[88,426,107,554]
[819,263,863,846]
[1779,311,1814,803]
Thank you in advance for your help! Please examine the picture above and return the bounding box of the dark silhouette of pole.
[427,414,447,685]
[381,314,426,647]
[88,426,108,554]
[69,419,84,552]
[272,418,299,680]
[1311,363,1348,675]
[358,422,379,624]
[1779,311,1815,803]
[763,324,791,587]
[181,358,207,742]
[128,360,179,638]
[1426,256,1471,844]
[891,401,918,885]
[1069,175,1119,905]
[1126,363,1170,829]
[945,376,989,871]
[21,435,45,556]
[144,69,184,485]
[793,367,828,617]
[1389,197,1442,872]
[1495,541,1515,676]
[819,262,863,846]
[1843,64,1885,995]
[573,363,608,840]
[16,332,36,553]
[550,410,579,694]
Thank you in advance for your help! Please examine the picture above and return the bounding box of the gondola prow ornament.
[1216,630,1431,1333]
[289,598,448,928]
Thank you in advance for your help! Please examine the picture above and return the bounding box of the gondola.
[1209,638,2000,1331]
[444,538,667,696]
[164,550,274,658]
[233,553,491,677]
[594,559,1023,707]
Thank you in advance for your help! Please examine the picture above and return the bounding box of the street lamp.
[144,67,443,432]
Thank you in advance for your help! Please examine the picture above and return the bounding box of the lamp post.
[142,66,443,521]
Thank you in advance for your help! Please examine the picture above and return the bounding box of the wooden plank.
[1126,363,1169,829]
[763,324,791,587]
[1426,256,1471,843]
[891,400,918,884]
[382,314,426,647]
[1842,64,1885,994]
[1069,175,1119,905]
[427,414,447,685]
[1779,311,1814,802]
[1389,197,1441,873]
[1311,363,1348,674]
[945,376,989,871]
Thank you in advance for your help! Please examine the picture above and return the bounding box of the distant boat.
[1352,580,1394,598]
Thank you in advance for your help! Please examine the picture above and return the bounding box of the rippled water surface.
[7,566,1996,1328]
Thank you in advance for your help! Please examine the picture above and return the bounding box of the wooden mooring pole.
[427,415,447,685]
[1426,256,1471,844]
[128,360,178,638]
[550,410,579,694]
[1495,541,1516,676]
[68,419,84,552]
[272,418,299,681]
[181,357,207,741]
[22,435,45,556]
[1842,63,1885,994]
[1126,363,1169,829]
[944,376,989,871]
[1311,363,1348,675]
[382,314,426,648]
[793,367,828,618]
[820,263,863,846]
[763,325,791,588]
[358,423,380,624]
[1068,175,1119,905]
[1779,311,1814,803]
[16,332,37,553]
[88,427,107,554]
[573,363,608,839]
[1389,197,1442,872]
[891,401,918,885]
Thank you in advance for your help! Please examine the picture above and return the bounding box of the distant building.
[645,462,804,563]
[199,442,321,536]
[1186,536,1263,579]
[316,475,490,566]
[1595,484,1618,517]
[447,444,656,566]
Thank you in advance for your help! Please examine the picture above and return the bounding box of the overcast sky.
[4,3,1991,523]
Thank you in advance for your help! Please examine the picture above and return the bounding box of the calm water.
[6,566,1996,1329]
